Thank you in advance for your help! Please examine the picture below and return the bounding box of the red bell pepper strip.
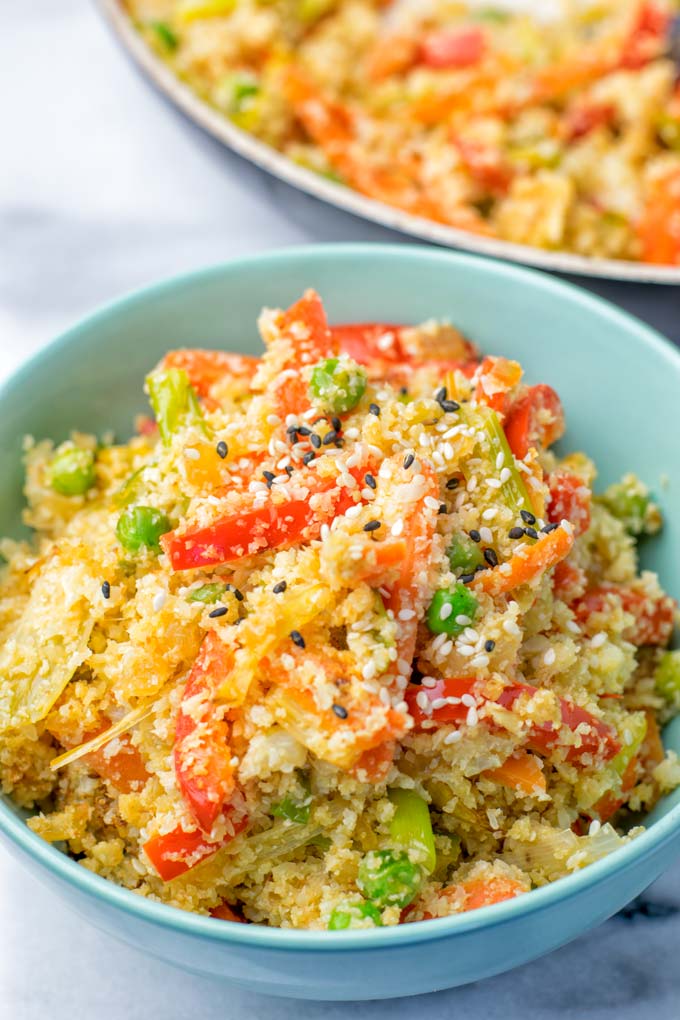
[143,806,247,882]
[453,138,514,195]
[269,291,338,422]
[504,384,565,460]
[330,323,406,366]
[563,101,616,141]
[420,26,486,69]
[620,1,670,69]
[638,167,680,266]
[162,456,376,570]
[547,471,591,536]
[174,631,236,833]
[573,584,676,646]
[407,678,620,764]
[210,903,246,922]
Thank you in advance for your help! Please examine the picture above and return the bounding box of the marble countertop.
[2,3,680,1017]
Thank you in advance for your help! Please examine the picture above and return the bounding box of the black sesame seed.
[438,503,447,515]
[484,639,496,653]
[286,426,299,442]
[226,584,244,602]
[460,572,476,584]
[446,478,459,490]
[363,520,382,532]
[524,526,539,540]
[331,417,342,433]
[272,580,287,594]
[365,473,377,490]
[440,400,460,414]
[302,451,316,465]
[322,431,337,446]
[469,529,481,543]
[520,509,536,525]
[209,606,228,618]
[542,522,559,533]
[369,403,381,417]
[262,470,276,488]
[483,548,499,567]
[508,526,525,539]
[475,563,489,572]
[403,453,415,469]
[434,386,447,403]
[216,440,228,459]
[297,426,312,437]
[332,703,348,719]
[285,465,294,477]
[290,630,305,648]
[310,433,322,449]
[101,580,111,599]
[399,386,408,397]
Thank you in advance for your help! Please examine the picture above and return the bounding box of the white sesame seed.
[184,448,200,461]
[466,706,479,726]
[439,603,453,621]
[280,653,295,670]
[362,661,376,680]
[344,427,359,440]
[499,467,511,484]
[486,478,502,489]
[470,655,490,669]
[560,519,574,536]
[416,690,430,711]
[424,495,441,511]
[461,694,476,707]
[459,645,475,657]
[266,414,281,426]
[431,698,447,710]
[591,632,607,648]
[495,451,505,470]
[391,519,404,537]
[398,609,416,621]
[345,505,362,519]
[479,527,493,544]
[152,591,167,613]
[482,508,497,521]
[442,442,454,461]
[379,687,391,706]
[397,658,411,674]
[320,523,330,541]
[623,728,633,746]
[421,676,437,688]
[503,619,521,637]
[588,819,601,837]
[463,627,479,642]
[566,620,581,634]
[455,614,471,626]
[439,641,453,657]
[444,730,462,745]
[543,648,556,666]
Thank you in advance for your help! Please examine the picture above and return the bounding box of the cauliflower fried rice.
[124,0,680,265]
[1,290,679,929]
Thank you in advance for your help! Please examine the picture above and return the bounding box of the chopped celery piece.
[113,466,146,509]
[357,849,422,909]
[447,533,484,575]
[328,900,382,930]
[478,410,535,517]
[389,788,436,872]
[610,712,647,779]
[146,368,206,446]
[427,585,478,636]
[150,20,179,50]
[187,583,226,605]
[177,0,236,22]
[655,651,680,703]
[598,474,659,536]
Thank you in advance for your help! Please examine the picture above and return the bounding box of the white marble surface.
[2,3,680,1017]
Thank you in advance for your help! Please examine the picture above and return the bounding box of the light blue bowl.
[1,245,679,1000]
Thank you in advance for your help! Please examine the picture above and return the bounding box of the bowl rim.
[1,242,680,952]
[95,0,680,286]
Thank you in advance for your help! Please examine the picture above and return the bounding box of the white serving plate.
[98,0,680,284]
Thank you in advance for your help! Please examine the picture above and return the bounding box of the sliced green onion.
[389,788,436,873]
[328,900,382,930]
[146,368,206,446]
[309,357,367,414]
[447,533,484,575]
[186,583,226,605]
[357,849,422,909]
[655,651,680,703]
[150,21,179,50]
[480,410,535,517]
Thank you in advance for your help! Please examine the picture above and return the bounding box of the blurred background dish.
[98,0,680,282]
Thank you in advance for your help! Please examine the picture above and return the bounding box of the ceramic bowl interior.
[0,245,679,1000]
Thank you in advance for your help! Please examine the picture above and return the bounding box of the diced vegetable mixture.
[0,291,678,929]
[125,0,680,265]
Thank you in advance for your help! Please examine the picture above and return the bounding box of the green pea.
[187,583,226,605]
[48,448,96,497]
[447,533,484,575]
[116,506,171,554]
[309,357,367,415]
[357,849,422,909]
[151,20,179,50]
[655,651,680,703]
[426,584,479,636]
[600,481,651,536]
[218,73,261,115]
[328,900,383,930]
[146,368,206,446]
[271,794,312,825]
